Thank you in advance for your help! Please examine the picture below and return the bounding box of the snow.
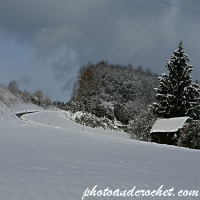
[0,104,199,199]
[150,117,190,133]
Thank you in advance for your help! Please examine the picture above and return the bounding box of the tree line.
[1,80,53,108]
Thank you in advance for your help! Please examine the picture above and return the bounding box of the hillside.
[0,83,199,199]
[0,103,199,199]
[0,86,52,126]
[0,86,23,125]
[67,61,159,139]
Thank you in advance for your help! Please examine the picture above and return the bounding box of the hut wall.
[151,132,180,145]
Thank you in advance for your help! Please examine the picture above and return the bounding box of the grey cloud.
[18,75,32,86]
[0,0,199,100]
[33,25,81,58]
[61,76,77,91]
[51,47,79,81]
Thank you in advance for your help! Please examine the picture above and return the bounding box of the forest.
[66,60,159,140]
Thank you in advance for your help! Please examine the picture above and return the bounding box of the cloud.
[18,74,32,87]
[51,45,79,81]
[1,0,195,65]
[0,0,199,101]
[33,25,80,58]
[61,76,77,91]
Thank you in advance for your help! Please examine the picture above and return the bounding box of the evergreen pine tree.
[153,41,200,119]
[177,120,200,149]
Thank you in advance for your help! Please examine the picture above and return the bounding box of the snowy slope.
[0,86,21,107]
[0,86,55,126]
[0,108,199,200]
[0,86,22,126]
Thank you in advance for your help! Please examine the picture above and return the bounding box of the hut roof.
[150,117,190,133]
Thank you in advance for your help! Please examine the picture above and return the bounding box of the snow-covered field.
[0,103,199,200]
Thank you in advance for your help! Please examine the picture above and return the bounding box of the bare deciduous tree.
[8,80,19,94]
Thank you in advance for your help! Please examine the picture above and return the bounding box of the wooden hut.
[150,117,191,145]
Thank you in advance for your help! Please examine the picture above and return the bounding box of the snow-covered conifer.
[177,120,200,149]
[153,41,200,119]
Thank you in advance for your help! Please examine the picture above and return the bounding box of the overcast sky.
[0,0,199,102]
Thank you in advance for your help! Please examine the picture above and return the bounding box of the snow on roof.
[150,117,190,133]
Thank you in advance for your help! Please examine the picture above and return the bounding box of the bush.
[31,90,52,108]
[8,80,19,94]
[129,109,157,141]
